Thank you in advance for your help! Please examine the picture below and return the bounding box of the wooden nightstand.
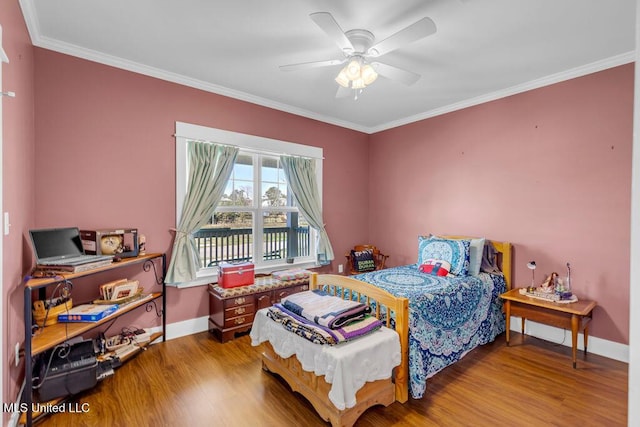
[500,288,597,368]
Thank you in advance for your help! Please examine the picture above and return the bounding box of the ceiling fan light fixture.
[361,64,378,85]
[335,69,350,88]
[351,78,366,89]
[283,12,435,98]
[335,57,378,92]
[345,58,362,80]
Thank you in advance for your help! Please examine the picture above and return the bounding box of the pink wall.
[1,0,36,418]
[369,64,634,344]
[2,2,634,410]
[31,48,370,326]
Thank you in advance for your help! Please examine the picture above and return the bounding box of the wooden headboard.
[442,236,513,290]
[490,240,512,290]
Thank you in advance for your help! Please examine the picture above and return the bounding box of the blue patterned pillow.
[418,236,471,276]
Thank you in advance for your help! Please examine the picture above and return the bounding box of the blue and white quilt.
[352,264,506,399]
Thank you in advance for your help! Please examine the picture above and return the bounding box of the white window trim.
[173,122,323,288]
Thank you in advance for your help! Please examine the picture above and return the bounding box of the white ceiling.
[19,0,636,133]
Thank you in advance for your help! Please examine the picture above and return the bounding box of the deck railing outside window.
[193,226,310,267]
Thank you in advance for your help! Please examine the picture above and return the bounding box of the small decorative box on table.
[208,274,310,342]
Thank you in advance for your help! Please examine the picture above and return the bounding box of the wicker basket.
[32,299,73,327]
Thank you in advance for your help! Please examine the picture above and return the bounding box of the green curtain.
[280,156,334,264]
[166,141,238,283]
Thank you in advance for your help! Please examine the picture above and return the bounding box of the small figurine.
[139,234,146,255]
[540,272,558,293]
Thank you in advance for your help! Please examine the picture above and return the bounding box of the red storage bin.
[218,262,255,288]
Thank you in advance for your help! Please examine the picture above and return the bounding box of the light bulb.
[335,68,350,88]
[351,78,365,89]
[345,58,361,80]
[361,64,378,85]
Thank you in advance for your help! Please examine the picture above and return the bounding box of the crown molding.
[369,51,635,134]
[18,1,369,133]
[36,35,371,133]
[19,0,635,135]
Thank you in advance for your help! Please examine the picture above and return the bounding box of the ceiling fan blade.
[371,62,421,85]
[310,12,354,53]
[367,17,436,57]
[279,59,345,72]
[335,85,352,98]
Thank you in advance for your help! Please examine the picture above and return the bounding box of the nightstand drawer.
[256,292,272,310]
[290,283,309,293]
[224,303,254,318]
[223,294,255,309]
[273,284,308,303]
[223,313,255,329]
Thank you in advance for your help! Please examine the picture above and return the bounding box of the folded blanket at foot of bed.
[280,289,371,329]
[267,304,383,345]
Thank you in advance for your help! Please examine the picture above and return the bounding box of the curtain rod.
[173,134,324,160]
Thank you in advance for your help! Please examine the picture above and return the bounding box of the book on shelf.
[35,258,114,274]
[57,303,119,322]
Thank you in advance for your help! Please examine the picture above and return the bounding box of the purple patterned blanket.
[281,289,371,329]
[268,304,382,345]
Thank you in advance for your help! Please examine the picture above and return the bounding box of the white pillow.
[467,238,485,276]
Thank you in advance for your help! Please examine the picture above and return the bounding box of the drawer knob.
[234,297,246,305]
[234,307,246,315]
[234,317,246,325]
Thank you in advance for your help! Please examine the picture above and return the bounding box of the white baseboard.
[164,315,210,341]
[509,317,629,363]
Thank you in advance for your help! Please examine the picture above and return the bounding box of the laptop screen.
[29,227,85,260]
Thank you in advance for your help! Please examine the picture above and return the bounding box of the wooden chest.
[208,276,309,342]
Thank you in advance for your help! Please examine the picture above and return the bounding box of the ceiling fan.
[280,12,437,98]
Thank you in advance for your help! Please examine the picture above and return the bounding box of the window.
[175,122,322,286]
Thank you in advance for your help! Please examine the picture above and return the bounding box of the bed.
[251,273,410,427]
[351,236,512,399]
[251,236,511,425]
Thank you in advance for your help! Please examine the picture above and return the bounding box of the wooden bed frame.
[259,238,512,427]
[492,239,512,290]
[260,273,409,427]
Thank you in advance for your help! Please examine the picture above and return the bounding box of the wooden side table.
[500,288,597,368]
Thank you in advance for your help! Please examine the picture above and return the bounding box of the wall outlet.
[15,342,20,366]
[338,264,344,273]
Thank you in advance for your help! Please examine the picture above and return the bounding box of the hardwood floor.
[35,331,628,427]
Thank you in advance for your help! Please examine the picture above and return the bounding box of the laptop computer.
[29,227,113,268]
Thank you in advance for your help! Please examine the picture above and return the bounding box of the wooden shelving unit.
[22,253,166,426]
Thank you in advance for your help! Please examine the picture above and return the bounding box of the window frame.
[174,122,323,288]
